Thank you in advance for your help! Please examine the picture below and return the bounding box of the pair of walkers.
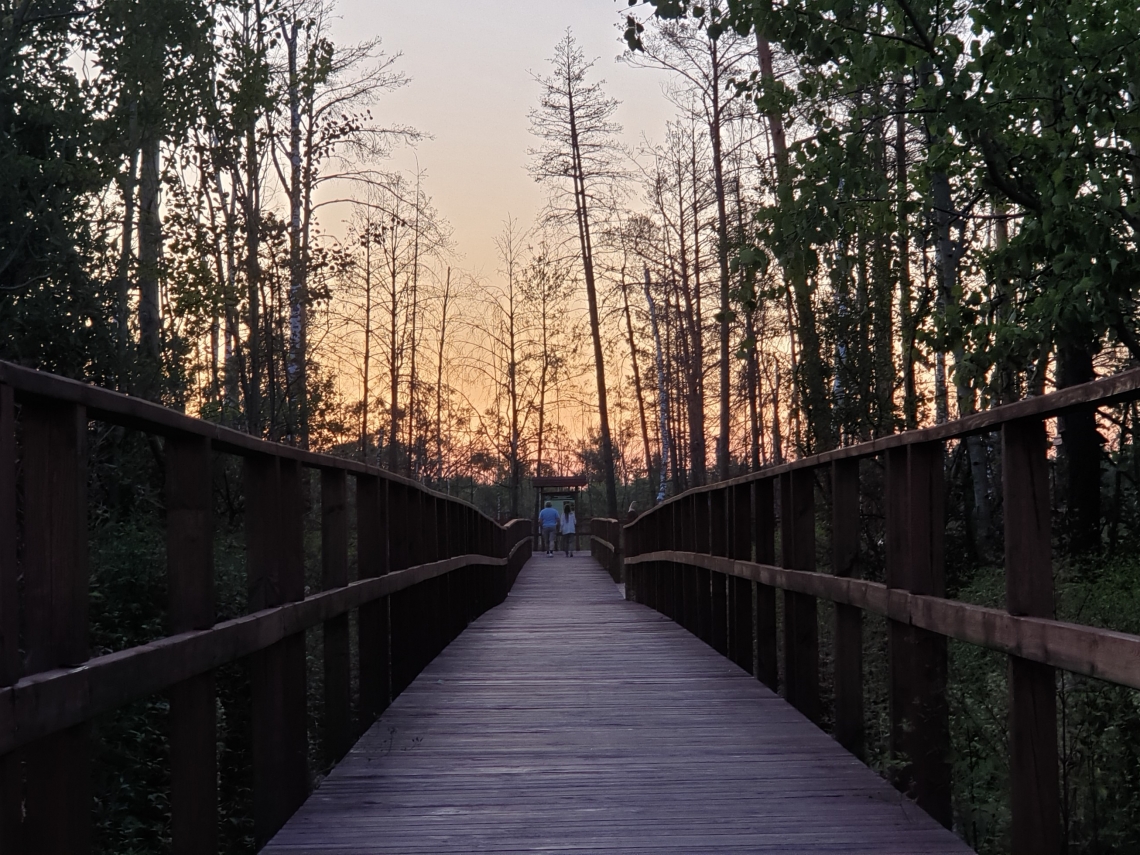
[537,501,576,557]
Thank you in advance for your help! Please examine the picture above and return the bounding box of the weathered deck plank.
[265,556,972,853]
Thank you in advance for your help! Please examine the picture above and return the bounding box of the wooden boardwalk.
[265,555,972,853]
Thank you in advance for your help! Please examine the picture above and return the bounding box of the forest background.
[2,0,1140,851]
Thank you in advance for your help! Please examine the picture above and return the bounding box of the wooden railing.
[623,366,1140,855]
[0,362,532,853]
[589,518,622,583]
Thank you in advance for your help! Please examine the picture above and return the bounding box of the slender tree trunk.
[361,236,373,461]
[709,36,732,480]
[993,203,1018,405]
[282,20,306,446]
[929,126,992,550]
[746,306,761,470]
[507,258,520,520]
[1058,342,1101,555]
[643,268,672,503]
[536,278,550,478]
[567,78,618,516]
[406,181,422,476]
[896,73,918,430]
[138,132,162,387]
[622,271,656,500]
[435,267,451,480]
[244,112,263,434]
[757,33,831,452]
[116,100,140,378]
[387,248,399,472]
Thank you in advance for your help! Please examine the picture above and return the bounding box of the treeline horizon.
[3,0,1139,536]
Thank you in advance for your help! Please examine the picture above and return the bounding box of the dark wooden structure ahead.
[0,362,531,854]
[608,365,1140,855]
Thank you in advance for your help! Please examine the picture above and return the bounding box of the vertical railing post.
[680,495,697,633]
[167,434,217,855]
[781,468,819,722]
[246,454,308,848]
[1004,418,1060,855]
[356,473,390,727]
[886,442,951,827]
[831,457,863,759]
[389,483,415,696]
[22,399,90,853]
[728,483,754,674]
[661,501,674,624]
[321,468,352,764]
[620,518,633,600]
[0,385,20,848]
[709,488,729,655]
[694,492,712,643]
[755,477,777,689]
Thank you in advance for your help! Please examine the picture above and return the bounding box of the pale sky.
[330,0,676,280]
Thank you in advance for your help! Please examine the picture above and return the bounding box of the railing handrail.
[0,360,494,519]
[622,369,1140,853]
[0,362,534,851]
[0,549,532,755]
[634,365,1140,512]
[626,550,1140,691]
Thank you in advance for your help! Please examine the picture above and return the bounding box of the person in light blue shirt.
[538,501,560,556]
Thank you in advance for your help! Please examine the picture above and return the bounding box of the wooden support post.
[681,496,698,634]
[389,483,415,696]
[729,483,754,674]
[322,468,352,762]
[886,443,951,827]
[695,493,712,643]
[1004,418,1060,855]
[831,457,863,759]
[755,478,777,689]
[22,399,91,854]
[167,435,217,855]
[357,475,390,724]
[0,385,19,850]
[246,455,308,848]
[782,469,819,722]
[661,508,665,624]
[709,488,728,656]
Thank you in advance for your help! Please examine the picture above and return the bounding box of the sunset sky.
[330,0,676,280]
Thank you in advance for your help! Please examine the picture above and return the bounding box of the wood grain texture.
[0,384,19,850]
[831,458,863,760]
[265,556,972,854]
[728,484,754,675]
[0,550,529,758]
[322,468,353,764]
[166,434,217,855]
[1003,418,1060,855]
[627,550,1140,691]
[782,469,819,723]
[21,399,90,854]
[893,443,951,827]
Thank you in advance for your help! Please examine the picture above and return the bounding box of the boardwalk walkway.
[266,555,972,853]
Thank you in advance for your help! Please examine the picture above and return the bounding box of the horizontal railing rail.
[590,518,622,583]
[626,551,1140,690]
[623,367,1140,855]
[0,362,532,853]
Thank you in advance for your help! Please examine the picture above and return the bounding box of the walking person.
[538,501,560,557]
[560,503,577,557]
